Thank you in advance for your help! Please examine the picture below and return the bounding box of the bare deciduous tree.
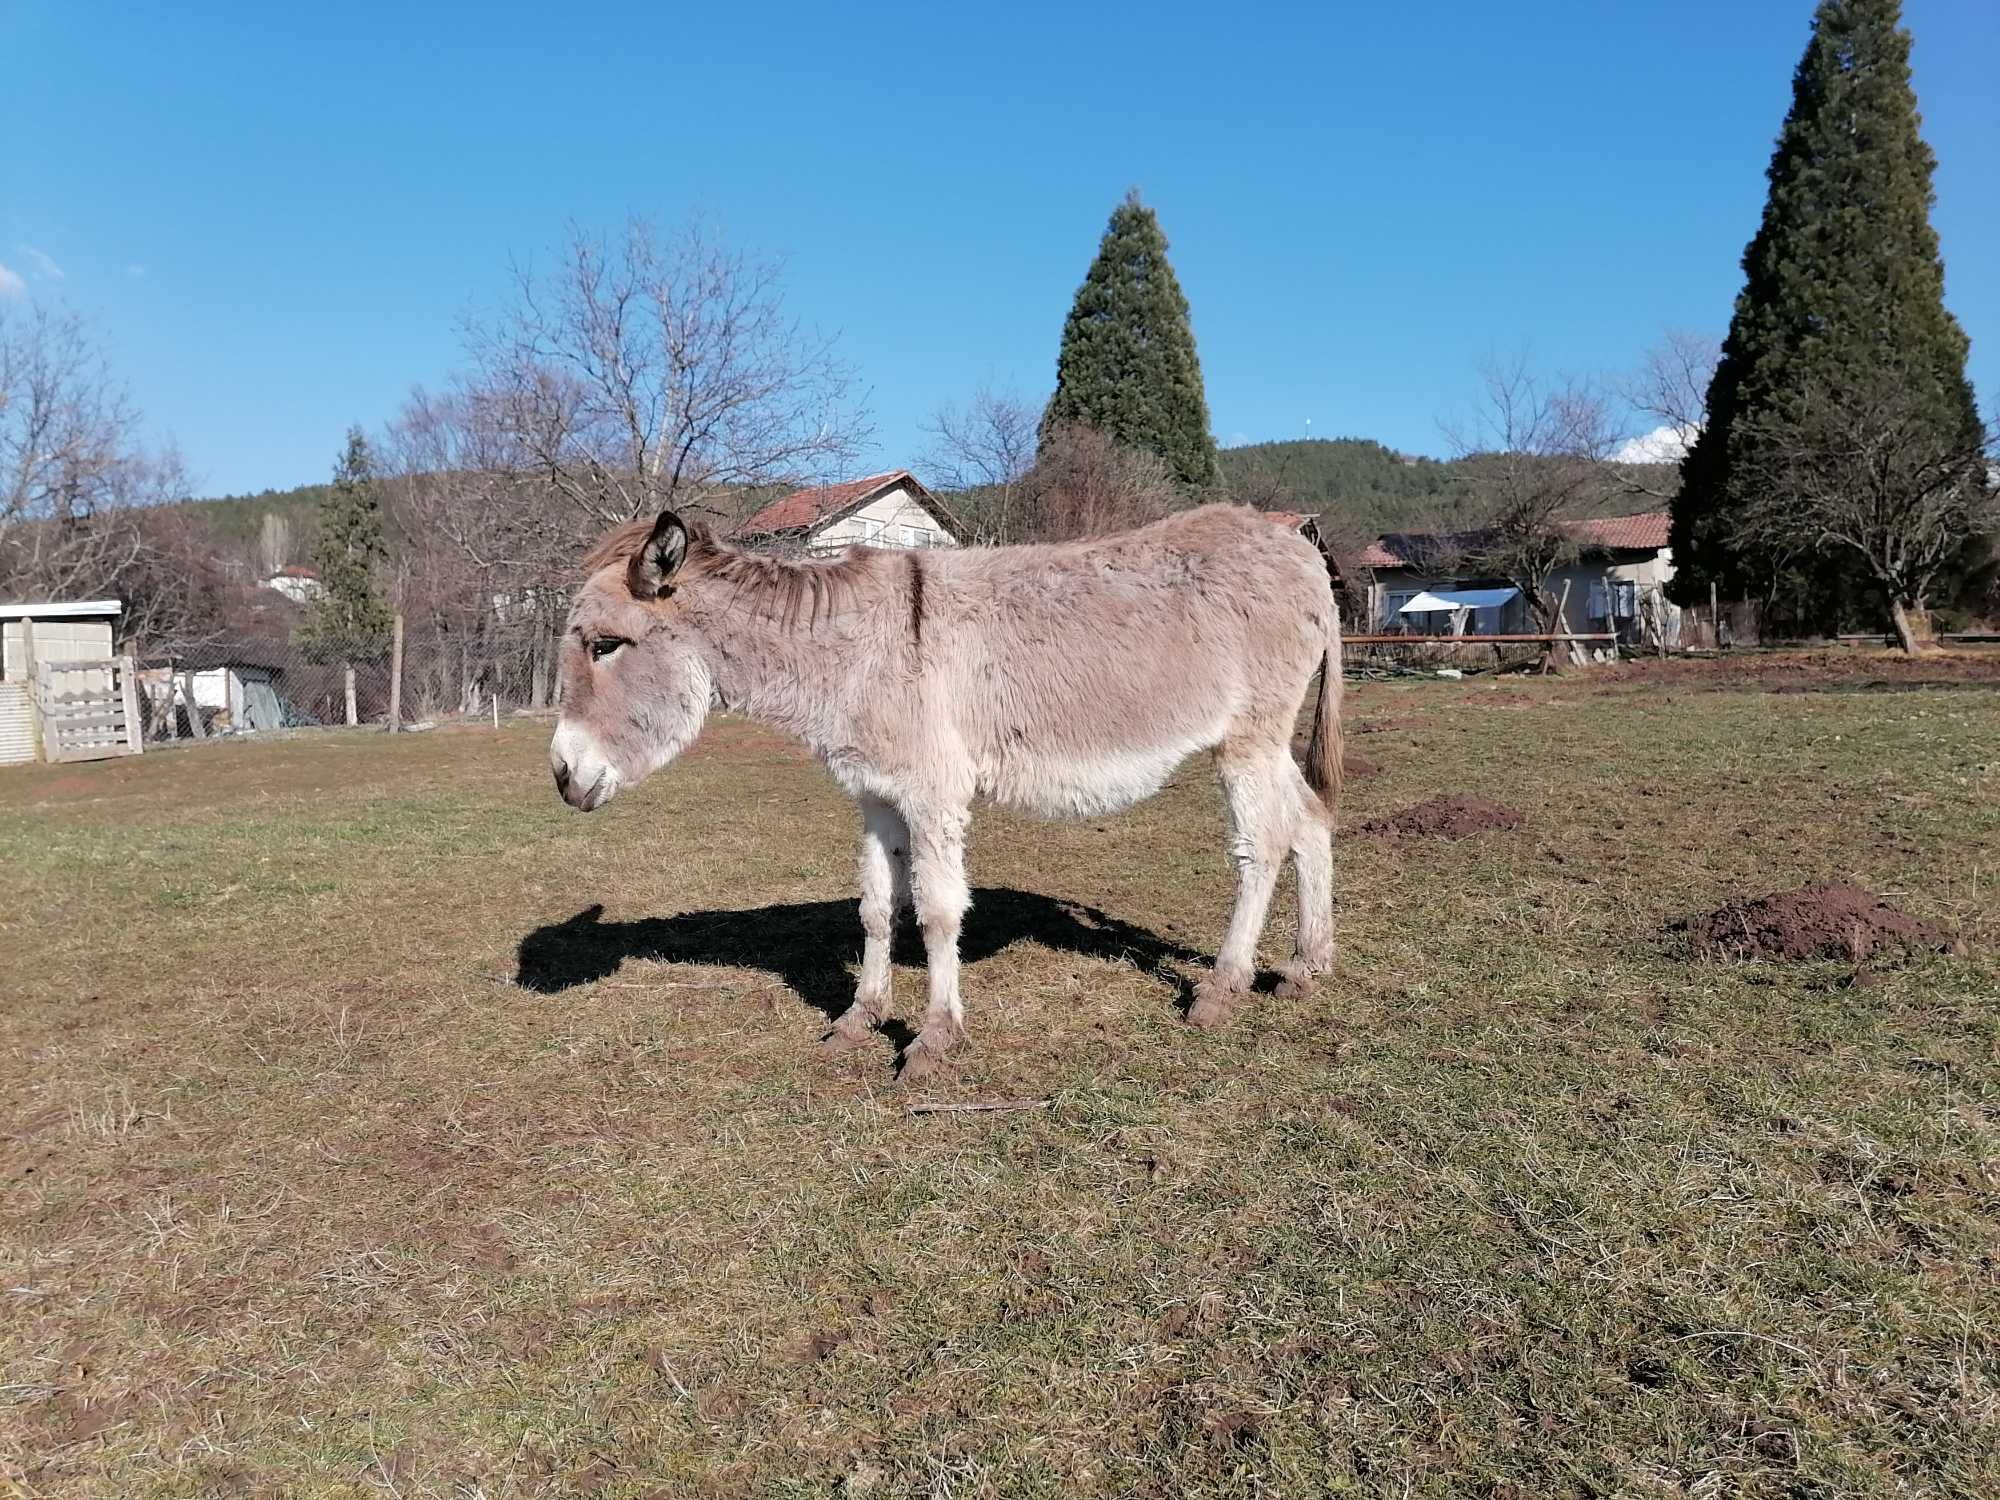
[382,386,581,710]
[1,302,195,628]
[1732,373,1995,654]
[1017,423,1181,543]
[462,217,872,531]
[1629,330,1717,447]
[919,388,1038,542]
[1436,356,1625,652]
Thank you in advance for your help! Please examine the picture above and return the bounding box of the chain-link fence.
[135,611,567,743]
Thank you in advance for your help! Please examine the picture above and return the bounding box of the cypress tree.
[301,426,392,656]
[1044,191,1220,486]
[1668,0,1980,624]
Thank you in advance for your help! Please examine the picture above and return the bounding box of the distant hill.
[1218,438,1452,534]
[188,484,330,547]
[1218,437,1676,537]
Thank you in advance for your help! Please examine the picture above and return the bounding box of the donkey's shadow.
[514,888,1210,1041]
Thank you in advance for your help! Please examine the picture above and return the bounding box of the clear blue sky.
[3,0,1994,496]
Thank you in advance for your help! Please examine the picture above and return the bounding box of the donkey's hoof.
[820,1000,884,1058]
[1274,962,1324,1002]
[818,1024,873,1058]
[1187,977,1244,1029]
[895,1027,962,1084]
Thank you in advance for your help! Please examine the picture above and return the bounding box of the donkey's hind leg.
[1190,743,1294,1028]
[822,795,910,1056]
[1277,761,1336,1001]
[897,801,972,1083]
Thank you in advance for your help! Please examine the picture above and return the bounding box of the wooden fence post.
[387,614,404,733]
[181,671,206,739]
[1709,581,1720,649]
[20,618,43,761]
[343,662,358,726]
[119,649,143,755]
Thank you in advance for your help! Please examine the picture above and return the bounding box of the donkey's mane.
[581,515,886,629]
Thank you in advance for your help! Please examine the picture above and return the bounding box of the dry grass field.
[3,652,1997,1498]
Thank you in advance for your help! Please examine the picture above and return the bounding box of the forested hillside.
[186,438,1676,568]
[1218,437,1674,535]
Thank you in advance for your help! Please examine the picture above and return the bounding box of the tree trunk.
[180,672,206,740]
[1539,579,1573,673]
[1889,597,1922,655]
[343,662,358,725]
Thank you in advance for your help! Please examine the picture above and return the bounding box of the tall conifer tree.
[1044,191,1219,486]
[1669,0,1980,624]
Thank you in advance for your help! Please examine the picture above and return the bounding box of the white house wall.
[811,486,957,553]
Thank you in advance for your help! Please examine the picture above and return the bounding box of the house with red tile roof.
[1361,510,1677,644]
[734,470,964,555]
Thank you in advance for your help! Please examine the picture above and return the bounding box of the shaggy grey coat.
[550,503,1342,1079]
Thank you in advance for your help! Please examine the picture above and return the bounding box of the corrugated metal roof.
[0,599,123,620]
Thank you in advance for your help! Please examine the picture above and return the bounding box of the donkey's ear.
[628,511,689,600]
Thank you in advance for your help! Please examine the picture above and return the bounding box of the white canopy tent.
[1396,586,1520,637]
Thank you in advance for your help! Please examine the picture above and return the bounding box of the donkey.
[549,504,1343,1080]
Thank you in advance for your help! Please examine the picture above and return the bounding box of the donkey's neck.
[693,566,879,754]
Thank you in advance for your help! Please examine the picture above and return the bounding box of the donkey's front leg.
[822,795,910,1056]
[897,801,971,1083]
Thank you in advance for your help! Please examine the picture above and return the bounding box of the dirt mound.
[1342,753,1380,778]
[1672,883,1960,963]
[1359,794,1523,840]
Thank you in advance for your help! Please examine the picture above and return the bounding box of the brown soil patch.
[1351,714,1434,736]
[1595,649,2000,695]
[1359,794,1524,840]
[1342,753,1380,778]
[1671,883,1960,963]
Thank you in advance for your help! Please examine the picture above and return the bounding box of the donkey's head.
[550,511,713,811]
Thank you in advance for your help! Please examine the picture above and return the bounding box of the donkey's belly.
[978,737,1203,820]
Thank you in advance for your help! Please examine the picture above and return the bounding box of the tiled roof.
[734,471,914,537]
[1261,510,1309,528]
[1358,538,1410,568]
[1566,511,1670,550]
[1360,511,1670,568]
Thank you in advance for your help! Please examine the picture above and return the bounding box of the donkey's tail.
[1302,606,1344,818]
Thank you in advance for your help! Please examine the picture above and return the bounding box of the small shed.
[0,599,140,766]
[162,642,291,733]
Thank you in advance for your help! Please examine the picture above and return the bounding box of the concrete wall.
[2,617,115,679]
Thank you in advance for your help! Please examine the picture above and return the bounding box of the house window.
[897,525,921,547]
[1613,580,1638,619]
[1380,591,1415,630]
[858,518,884,542]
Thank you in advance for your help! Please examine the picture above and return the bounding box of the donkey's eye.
[588,637,628,662]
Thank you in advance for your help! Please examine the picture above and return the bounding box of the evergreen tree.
[1044,191,1220,486]
[301,426,392,654]
[1669,0,1982,628]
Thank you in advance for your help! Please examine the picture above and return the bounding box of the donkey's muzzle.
[550,722,619,810]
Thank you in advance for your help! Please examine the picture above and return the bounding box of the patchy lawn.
[2,655,1997,1498]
